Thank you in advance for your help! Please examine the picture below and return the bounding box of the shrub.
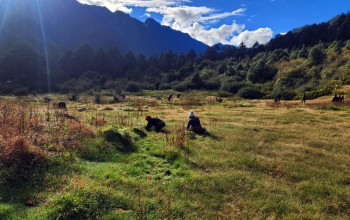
[141,82,156,90]
[0,136,44,181]
[237,87,264,99]
[203,79,221,90]
[295,87,332,100]
[159,83,171,90]
[247,62,277,83]
[221,82,247,94]
[217,91,233,98]
[173,81,191,92]
[12,87,29,96]
[125,82,142,92]
[309,44,326,65]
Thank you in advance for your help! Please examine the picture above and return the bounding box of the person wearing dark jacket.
[145,116,166,132]
[187,111,206,134]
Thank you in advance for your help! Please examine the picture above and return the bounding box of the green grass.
[1,92,350,219]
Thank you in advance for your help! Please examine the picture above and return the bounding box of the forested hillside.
[0,9,350,99]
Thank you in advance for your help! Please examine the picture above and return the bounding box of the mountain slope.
[0,0,208,56]
[266,13,350,50]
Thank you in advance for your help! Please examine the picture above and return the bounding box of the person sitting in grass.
[187,111,206,134]
[145,115,166,132]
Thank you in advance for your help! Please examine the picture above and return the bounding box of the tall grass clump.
[103,127,136,152]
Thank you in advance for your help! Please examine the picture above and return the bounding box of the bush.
[0,136,44,181]
[221,82,247,94]
[173,81,191,92]
[159,83,171,90]
[247,62,277,83]
[295,87,332,100]
[125,82,142,92]
[203,79,221,90]
[278,90,297,100]
[141,82,156,90]
[237,87,264,99]
[217,91,233,98]
[12,87,29,96]
[309,44,326,65]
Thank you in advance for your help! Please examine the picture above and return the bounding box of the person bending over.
[145,116,166,132]
[187,111,206,134]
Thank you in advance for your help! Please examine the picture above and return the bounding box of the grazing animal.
[167,93,173,101]
[120,93,126,100]
[94,94,101,104]
[69,93,79,102]
[58,101,66,109]
[156,96,161,100]
[332,94,344,103]
[112,93,126,103]
[177,94,181,99]
[274,95,281,103]
[302,93,306,103]
[216,97,223,103]
[44,97,52,103]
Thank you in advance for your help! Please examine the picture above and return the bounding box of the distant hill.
[266,12,350,50]
[0,0,208,56]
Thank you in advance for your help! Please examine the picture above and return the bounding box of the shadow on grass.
[0,159,77,204]
[201,131,221,140]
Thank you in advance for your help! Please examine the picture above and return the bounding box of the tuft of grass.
[0,204,13,219]
[103,127,136,153]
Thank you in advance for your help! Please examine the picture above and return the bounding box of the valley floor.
[1,91,350,219]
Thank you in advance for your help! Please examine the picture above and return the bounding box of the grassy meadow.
[0,90,350,219]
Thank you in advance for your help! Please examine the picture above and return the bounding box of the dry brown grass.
[0,97,96,181]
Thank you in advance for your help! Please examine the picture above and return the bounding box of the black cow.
[44,97,52,103]
[332,94,344,103]
[69,93,79,102]
[167,93,173,101]
[58,101,66,109]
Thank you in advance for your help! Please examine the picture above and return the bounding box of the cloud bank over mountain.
[77,0,273,47]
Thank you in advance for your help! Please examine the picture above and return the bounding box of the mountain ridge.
[0,0,208,56]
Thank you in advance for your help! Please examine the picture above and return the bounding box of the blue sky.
[77,0,350,47]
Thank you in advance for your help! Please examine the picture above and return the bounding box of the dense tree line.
[1,12,350,99]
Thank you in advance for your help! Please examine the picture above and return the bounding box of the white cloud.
[77,0,186,13]
[230,28,273,47]
[182,22,245,46]
[76,0,273,47]
[146,6,248,45]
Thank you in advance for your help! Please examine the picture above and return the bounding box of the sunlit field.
[1,90,350,219]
